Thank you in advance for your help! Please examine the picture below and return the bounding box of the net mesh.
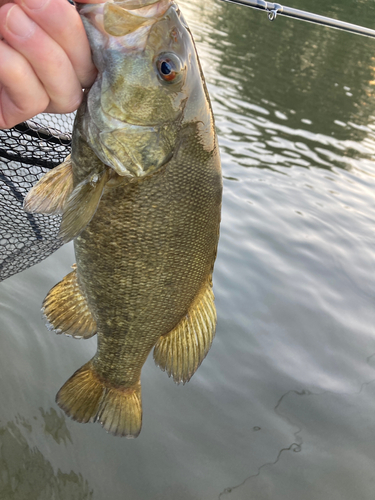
[0,114,75,282]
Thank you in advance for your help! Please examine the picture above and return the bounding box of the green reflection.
[208,0,375,139]
[0,414,92,500]
[39,408,73,446]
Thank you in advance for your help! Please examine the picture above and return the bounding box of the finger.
[0,40,49,128]
[0,4,83,114]
[13,0,96,89]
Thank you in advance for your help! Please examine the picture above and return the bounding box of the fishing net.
[0,114,74,282]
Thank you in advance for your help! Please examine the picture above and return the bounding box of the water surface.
[1,0,375,498]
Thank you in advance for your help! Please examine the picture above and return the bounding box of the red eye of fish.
[156,53,183,84]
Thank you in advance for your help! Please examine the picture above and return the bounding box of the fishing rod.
[219,0,375,39]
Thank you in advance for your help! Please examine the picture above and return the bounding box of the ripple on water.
[1,0,375,498]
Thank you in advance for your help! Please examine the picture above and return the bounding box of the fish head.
[76,0,212,178]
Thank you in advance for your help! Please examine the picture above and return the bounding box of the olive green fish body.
[24,0,222,437]
[75,124,221,389]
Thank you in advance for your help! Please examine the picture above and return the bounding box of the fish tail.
[56,361,142,438]
[96,380,142,439]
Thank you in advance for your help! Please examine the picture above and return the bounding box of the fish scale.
[76,126,221,388]
[24,0,222,437]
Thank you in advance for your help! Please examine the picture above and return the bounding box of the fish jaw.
[76,0,173,57]
[81,104,178,178]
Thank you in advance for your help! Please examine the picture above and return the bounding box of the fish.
[24,0,222,438]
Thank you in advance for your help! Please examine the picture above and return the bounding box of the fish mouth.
[75,0,169,12]
[76,0,173,41]
[108,0,160,9]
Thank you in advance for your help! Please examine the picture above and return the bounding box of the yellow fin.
[153,283,217,385]
[59,168,109,243]
[96,382,142,438]
[23,155,73,215]
[56,362,104,424]
[43,266,97,339]
[56,362,142,438]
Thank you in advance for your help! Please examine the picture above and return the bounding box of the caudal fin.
[56,362,142,438]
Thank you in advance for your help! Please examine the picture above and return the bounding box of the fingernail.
[6,5,36,38]
[21,0,48,10]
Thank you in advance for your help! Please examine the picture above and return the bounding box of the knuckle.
[63,93,83,113]
[49,91,83,114]
[4,62,30,84]
[12,92,48,117]
[79,68,97,90]
[0,92,48,129]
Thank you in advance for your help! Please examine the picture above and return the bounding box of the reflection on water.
[1,0,375,498]
[220,378,375,499]
[39,408,73,446]
[208,0,375,140]
[204,0,375,184]
[0,412,92,500]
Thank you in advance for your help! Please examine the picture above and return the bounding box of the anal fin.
[23,155,73,215]
[43,266,97,339]
[153,282,217,385]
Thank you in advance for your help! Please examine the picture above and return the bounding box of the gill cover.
[77,0,192,178]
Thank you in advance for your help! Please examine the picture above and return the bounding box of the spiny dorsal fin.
[153,281,217,384]
[43,266,97,339]
[59,168,110,243]
[23,155,73,215]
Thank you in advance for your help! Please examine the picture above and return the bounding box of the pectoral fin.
[23,155,73,215]
[43,266,97,339]
[153,282,217,384]
[59,168,110,243]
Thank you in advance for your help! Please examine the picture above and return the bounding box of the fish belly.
[48,127,222,437]
[75,143,222,388]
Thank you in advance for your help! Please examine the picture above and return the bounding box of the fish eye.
[156,53,183,84]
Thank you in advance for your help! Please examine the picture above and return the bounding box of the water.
[1,0,375,498]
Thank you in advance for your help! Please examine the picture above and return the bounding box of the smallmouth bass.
[24,0,222,437]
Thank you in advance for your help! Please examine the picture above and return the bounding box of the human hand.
[0,0,104,129]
